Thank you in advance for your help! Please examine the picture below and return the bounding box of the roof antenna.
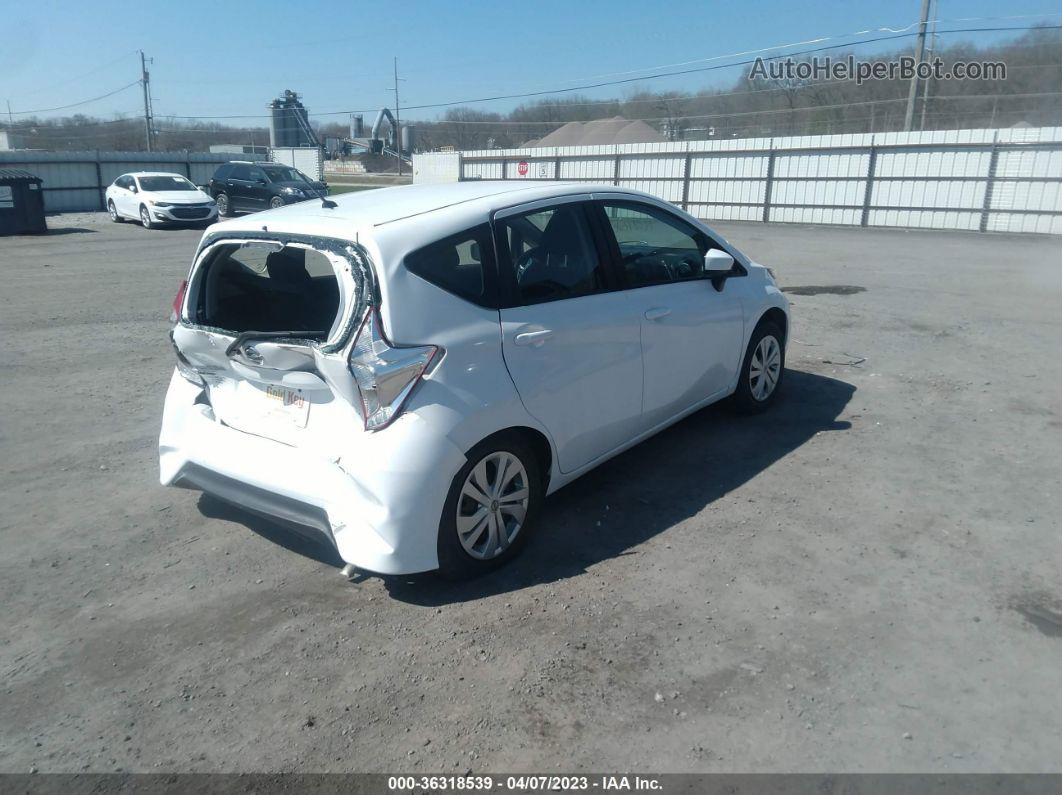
[296,162,336,208]
[310,177,337,209]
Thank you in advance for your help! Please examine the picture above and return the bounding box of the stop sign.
[517,161,528,176]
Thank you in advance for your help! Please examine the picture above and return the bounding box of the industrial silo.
[400,125,415,155]
[269,90,317,148]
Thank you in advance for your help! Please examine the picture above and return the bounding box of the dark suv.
[208,162,329,216]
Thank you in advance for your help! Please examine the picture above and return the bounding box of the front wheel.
[730,321,785,414]
[269,196,285,210]
[437,434,543,579]
[139,204,156,230]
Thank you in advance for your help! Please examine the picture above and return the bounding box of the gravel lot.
[2,211,1060,773]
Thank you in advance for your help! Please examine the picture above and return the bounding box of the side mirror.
[704,248,734,276]
[130,185,138,194]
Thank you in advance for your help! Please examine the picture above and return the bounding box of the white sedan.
[106,172,217,228]
[162,181,788,578]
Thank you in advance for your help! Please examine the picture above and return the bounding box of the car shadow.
[384,368,854,604]
[195,368,854,601]
[36,227,99,236]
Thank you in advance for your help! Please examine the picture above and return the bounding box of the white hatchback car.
[106,172,217,228]
[161,182,788,577]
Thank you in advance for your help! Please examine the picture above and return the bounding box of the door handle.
[513,329,553,347]
[644,307,671,321]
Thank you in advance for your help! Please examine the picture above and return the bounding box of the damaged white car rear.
[161,182,789,578]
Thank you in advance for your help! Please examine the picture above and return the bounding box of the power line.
[415,59,1062,120]
[6,81,142,116]
[143,59,1062,130]
[389,25,1062,116]
[153,24,1062,121]
[10,51,139,103]
[117,85,1062,135]
[410,90,1062,126]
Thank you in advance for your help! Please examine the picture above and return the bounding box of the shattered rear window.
[186,237,368,347]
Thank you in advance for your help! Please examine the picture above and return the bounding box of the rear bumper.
[158,370,465,574]
[173,463,337,550]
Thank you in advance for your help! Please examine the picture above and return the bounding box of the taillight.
[169,330,204,387]
[171,279,188,323]
[348,309,438,431]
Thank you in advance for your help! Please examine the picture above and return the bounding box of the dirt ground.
[1,211,1060,774]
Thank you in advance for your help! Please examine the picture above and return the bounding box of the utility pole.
[139,50,154,152]
[903,0,932,132]
[393,56,402,176]
[919,0,938,131]
[5,100,12,125]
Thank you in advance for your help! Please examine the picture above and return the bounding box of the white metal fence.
[0,150,269,212]
[413,126,1062,235]
[270,147,325,181]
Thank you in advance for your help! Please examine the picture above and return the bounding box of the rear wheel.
[269,196,285,210]
[215,193,231,217]
[730,320,785,413]
[437,434,543,579]
[139,204,156,230]
[107,200,121,223]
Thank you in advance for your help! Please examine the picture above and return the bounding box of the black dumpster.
[0,169,47,235]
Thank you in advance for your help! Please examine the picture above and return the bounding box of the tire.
[215,193,231,217]
[436,433,543,579]
[269,196,285,210]
[730,320,785,414]
[139,204,155,230]
[107,200,122,223]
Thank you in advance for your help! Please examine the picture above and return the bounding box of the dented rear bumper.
[158,370,464,575]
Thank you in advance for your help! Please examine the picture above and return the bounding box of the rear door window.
[497,203,608,305]
[230,164,252,181]
[404,224,494,307]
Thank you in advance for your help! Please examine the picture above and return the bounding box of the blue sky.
[2,0,1059,125]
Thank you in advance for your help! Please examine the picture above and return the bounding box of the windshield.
[138,176,198,192]
[261,166,310,184]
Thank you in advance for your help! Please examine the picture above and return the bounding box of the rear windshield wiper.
[225,330,328,358]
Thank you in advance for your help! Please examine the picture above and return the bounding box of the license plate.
[263,384,310,428]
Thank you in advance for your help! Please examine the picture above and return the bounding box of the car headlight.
[280,187,304,197]
[149,201,174,208]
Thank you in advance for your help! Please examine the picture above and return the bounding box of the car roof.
[211,181,640,232]
[200,180,741,276]
[125,172,191,178]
